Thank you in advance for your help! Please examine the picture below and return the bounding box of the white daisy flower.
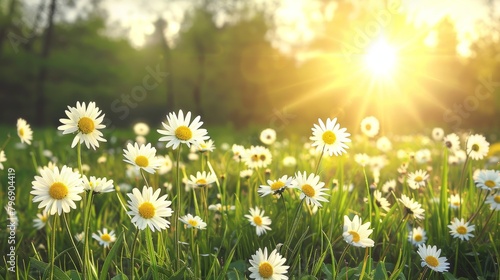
[58,101,106,149]
[282,156,297,167]
[407,170,429,190]
[158,110,209,150]
[486,193,500,210]
[376,136,392,153]
[258,175,296,197]
[17,118,33,145]
[187,171,217,188]
[310,117,351,156]
[399,194,425,220]
[466,134,489,160]
[432,127,444,141]
[242,145,273,169]
[294,171,329,208]
[408,226,427,246]
[382,179,397,193]
[259,128,277,145]
[133,122,150,136]
[448,217,475,241]
[31,165,84,215]
[354,153,370,167]
[232,144,246,162]
[240,169,254,179]
[360,116,380,138]
[126,186,173,232]
[123,142,162,174]
[417,244,450,272]
[196,139,215,153]
[92,228,116,248]
[415,149,431,164]
[449,194,462,209]
[33,210,49,230]
[443,133,460,151]
[248,247,289,280]
[373,190,390,212]
[82,175,115,193]
[208,203,236,212]
[245,207,272,236]
[179,213,207,230]
[0,150,6,170]
[474,169,500,190]
[342,215,374,248]
[157,155,173,175]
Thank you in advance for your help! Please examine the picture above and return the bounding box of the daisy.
[382,179,397,193]
[232,144,246,161]
[448,218,475,241]
[208,203,236,212]
[373,190,390,212]
[432,127,444,141]
[360,116,380,138]
[259,128,277,145]
[248,247,289,280]
[31,165,84,215]
[310,117,351,156]
[294,171,329,208]
[133,122,150,136]
[187,171,217,188]
[399,194,425,220]
[0,150,6,170]
[415,149,431,164]
[240,169,254,179]
[58,101,106,149]
[354,153,370,167]
[17,118,33,145]
[486,193,500,210]
[282,156,297,167]
[242,145,272,169]
[196,139,215,153]
[126,186,173,231]
[474,169,500,190]
[92,228,116,248]
[443,133,460,151]
[33,210,49,230]
[376,136,392,153]
[407,170,429,190]
[157,155,173,175]
[408,226,427,246]
[245,207,272,236]
[466,134,490,160]
[449,194,462,209]
[179,213,207,230]
[123,142,162,174]
[258,175,296,197]
[342,215,374,247]
[417,245,450,273]
[82,175,114,193]
[158,110,209,150]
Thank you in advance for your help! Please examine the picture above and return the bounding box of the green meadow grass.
[0,123,499,280]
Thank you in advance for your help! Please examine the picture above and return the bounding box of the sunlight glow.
[364,39,398,78]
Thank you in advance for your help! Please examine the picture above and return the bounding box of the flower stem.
[130,228,140,280]
[335,244,350,276]
[62,214,83,267]
[283,198,304,258]
[472,209,496,245]
[49,214,58,280]
[380,213,408,261]
[468,190,490,224]
[417,266,429,280]
[174,146,182,270]
[145,227,159,279]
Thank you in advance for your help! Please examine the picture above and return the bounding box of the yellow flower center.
[271,181,285,191]
[484,180,496,188]
[101,233,112,242]
[494,195,500,204]
[78,117,95,134]
[188,219,198,227]
[138,202,155,219]
[415,176,423,183]
[414,234,422,242]
[456,225,467,235]
[135,155,149,167]
[260,154,267,161]
[253,216,263,226]
[425,256,439,267]
[322,131,337,145]
[471,143,479,152]
[196,179,207,185]
[175,126,192,141]
[251,154,259,162]
[348,230,360,243]
[49,182,68,200]
[301,184,315,197]
[365,124,372,131]
[19,128,24,137]
[258,262,273,278]
[41,216,48,222]
[453,201,460,207]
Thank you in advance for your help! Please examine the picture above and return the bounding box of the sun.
[364,39,398,78]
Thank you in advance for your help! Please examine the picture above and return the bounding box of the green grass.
[0,122,499,280]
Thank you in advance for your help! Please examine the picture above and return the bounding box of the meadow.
[0,104,499,280]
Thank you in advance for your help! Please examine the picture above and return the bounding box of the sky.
[20,0,497,56]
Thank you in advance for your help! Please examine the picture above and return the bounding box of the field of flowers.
[1,101,499,279]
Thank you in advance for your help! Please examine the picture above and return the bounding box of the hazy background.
[1,0,499,135]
